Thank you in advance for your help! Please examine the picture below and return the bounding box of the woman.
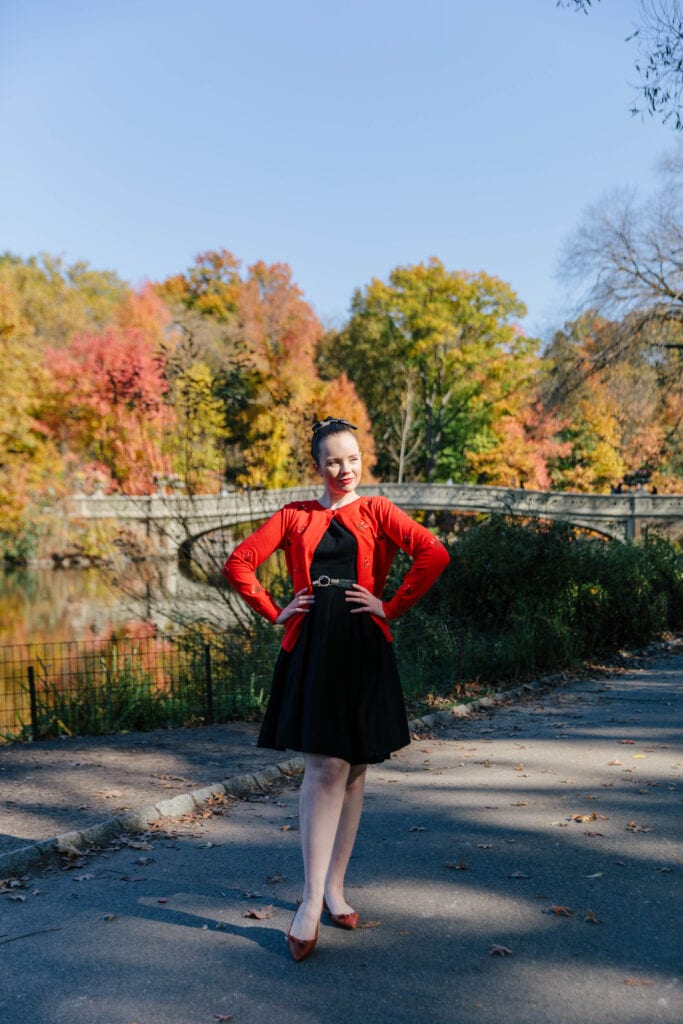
[223,416,449,960]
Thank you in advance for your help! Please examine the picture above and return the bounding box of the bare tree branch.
[558,0,683,130]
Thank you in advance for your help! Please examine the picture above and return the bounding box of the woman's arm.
[374,498,450,621]
[222,508,289,623]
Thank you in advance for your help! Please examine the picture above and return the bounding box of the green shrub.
[392,517,683,700]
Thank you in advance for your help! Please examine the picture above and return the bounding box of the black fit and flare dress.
[257,518,411,765]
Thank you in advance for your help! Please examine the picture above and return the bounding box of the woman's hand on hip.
[275,588,315,625]
[345,584,386,619]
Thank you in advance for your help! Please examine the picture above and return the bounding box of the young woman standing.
[223,417,449,960]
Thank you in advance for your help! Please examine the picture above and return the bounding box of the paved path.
[1,651,681,1024]
[0,720,286,858]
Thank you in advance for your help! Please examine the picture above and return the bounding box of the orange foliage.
[41,326,174,494]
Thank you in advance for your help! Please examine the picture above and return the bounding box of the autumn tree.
[320,258,538,484]
[40,323,174,495]
[158,251,374,487]
[166,362,228,494]
[557,145,683,393]
[0,284,62,558]
[0,252,127,348]
[542,312,682,490]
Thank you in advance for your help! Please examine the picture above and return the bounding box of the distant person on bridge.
[223,416,449,961]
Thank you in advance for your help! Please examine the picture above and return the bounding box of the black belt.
[311,575,356,589]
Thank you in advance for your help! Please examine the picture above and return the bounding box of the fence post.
[27,665,38,741]
[204,643,215,725]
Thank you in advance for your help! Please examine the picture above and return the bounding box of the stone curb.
[0,756,303,877]
[0,674,563,878]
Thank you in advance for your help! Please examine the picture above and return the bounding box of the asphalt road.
[1,653,681,1024]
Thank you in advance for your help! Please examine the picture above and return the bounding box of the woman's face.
[316,431,362,501]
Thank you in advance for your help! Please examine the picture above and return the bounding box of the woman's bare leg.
[289,754,352,941]
[324,764,367,915]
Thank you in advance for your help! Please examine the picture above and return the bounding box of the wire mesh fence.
[0,628,281,743]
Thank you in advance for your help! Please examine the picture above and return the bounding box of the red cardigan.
[222,495,450,651]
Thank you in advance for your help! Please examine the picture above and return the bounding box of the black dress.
[257,519,410,764]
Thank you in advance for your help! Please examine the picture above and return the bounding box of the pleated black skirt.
[257,518,410,764]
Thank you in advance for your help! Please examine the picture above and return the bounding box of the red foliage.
[42,325,175,493]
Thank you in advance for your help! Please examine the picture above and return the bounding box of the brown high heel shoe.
[323,898,360,931]
[287,911,321,962]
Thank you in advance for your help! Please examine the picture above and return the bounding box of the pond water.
[0,561,240,739]
[0,562,226,646]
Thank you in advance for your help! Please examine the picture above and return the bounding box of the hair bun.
[312,416,358,435]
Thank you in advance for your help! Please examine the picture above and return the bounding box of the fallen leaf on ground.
[626,821,652,833]
[488,944,512,956]
[213,1014,234,1021]
[0,877,29,892]
[584,909,603,925]
[125,840,152,851]
[619,740,636,745]
[74,874,95,882]
[510,801,528,807]
[444,858,469,871]
[360,920,381,929]
[55,842,85,859]
[408,826,426,832]
[623,978,653,986]
[103,913,117,921]
[266,874,284,884]
[280,825,295,832]
[608,760,622,766]
[585,831,604,837]
[551,905,574,917]
[243,905,274,920]
[61,858,87,870]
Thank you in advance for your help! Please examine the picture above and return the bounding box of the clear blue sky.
[0,0,670,339]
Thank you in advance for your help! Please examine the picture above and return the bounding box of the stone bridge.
[65,484,683,555]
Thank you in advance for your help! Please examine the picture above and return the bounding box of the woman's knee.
[304,754,351,789]
[346,764,367,790]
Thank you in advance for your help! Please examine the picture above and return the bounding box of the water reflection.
[0,561,234,646]
[0,561,240,739]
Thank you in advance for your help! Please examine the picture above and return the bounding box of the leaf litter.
[243,905,274,920]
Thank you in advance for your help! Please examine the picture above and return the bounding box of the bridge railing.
[64,484,683,543]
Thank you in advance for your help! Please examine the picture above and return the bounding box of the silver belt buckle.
[314,575,331,588]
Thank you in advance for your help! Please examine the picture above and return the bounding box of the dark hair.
[311,416,358,464]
